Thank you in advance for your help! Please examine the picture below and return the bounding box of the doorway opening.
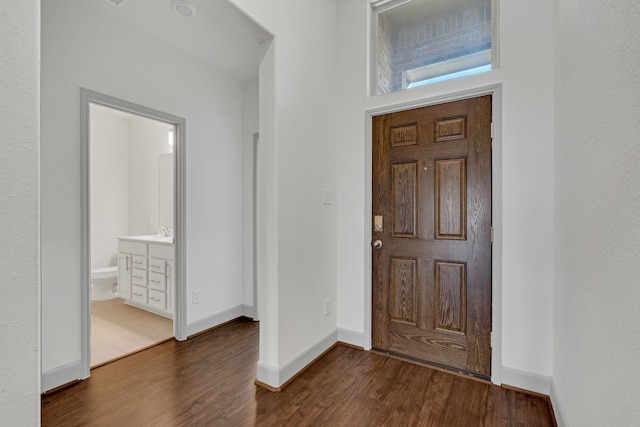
[80,89,187,376]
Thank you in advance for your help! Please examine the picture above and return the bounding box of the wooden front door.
[372,95,492,378]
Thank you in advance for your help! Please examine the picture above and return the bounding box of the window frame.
[369,0,500,96]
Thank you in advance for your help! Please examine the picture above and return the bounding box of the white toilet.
[91,266,118,301]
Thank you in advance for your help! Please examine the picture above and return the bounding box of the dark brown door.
[372,95,492,378]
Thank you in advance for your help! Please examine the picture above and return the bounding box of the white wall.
[158,153,174,233]
[128,116,173,236]
[231,0,555,390]
[0,0,40,423]
[273,1,338,369]
[230,0,339,386]
[41,0,247,387]
[242,79,259,311]
[90,108,172,269]
[7,0,639,421]
[335,0,369,344]
[90,107,129,269]
[553,1,640,425]
[334,0,555,386]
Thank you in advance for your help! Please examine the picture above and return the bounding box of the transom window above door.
[371,0,497,95]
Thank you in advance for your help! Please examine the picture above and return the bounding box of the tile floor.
[91,298,173,367]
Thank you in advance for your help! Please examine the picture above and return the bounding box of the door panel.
[434,157,466,240]
[434,260,466,334]
[389,257,418,325]
[391,162,417,238]
[372,95,492,378]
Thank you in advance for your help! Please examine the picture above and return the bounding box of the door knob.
[372,240,383,249]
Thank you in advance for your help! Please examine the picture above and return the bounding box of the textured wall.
[90,108,130,269]
[336,0,555,386]
[241,79,259,310]
[553,1,640,425]
[0,0,41,423]
[228,0,340,385]
[41,0,246,385]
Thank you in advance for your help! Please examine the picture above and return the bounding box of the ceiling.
[99,0,271,82]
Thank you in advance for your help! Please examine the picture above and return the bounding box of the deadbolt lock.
[374,215,383,232]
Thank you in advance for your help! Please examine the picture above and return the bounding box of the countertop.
[117,235,174,245]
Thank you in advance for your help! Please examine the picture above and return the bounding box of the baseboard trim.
[41,360,84,394]
[256,362,280,389]
[549,378,568,427]
[254,378,281,393]
[337,328,365,348]
[279,331,338,388]
[501,366,551,395]
[242,304,254,318]
[125,300,172,319]
[256,329,338,389]
[186,305,245,337]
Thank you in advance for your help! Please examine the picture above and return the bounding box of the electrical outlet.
[193,290,201,304]
[324,298,331,316]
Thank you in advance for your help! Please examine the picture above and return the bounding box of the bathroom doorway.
[80,89,187,374]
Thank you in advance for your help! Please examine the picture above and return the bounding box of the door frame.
[364,83,503,385]
[252,132,260,321]
[79,89,187,379]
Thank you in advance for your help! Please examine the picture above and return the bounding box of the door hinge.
[490,331,494,348]
[490,122,494,139]
[490,226,494,243]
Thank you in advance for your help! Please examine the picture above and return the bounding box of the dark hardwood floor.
[41,318,555,426]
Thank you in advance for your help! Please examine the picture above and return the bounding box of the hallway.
[42,318,554,426]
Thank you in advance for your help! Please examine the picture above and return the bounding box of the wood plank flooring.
[41,318,555,426]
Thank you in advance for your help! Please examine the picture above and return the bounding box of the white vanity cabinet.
[117,240,146,300]
[117,236,174,318]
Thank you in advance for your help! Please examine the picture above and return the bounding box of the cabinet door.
[118,254,131,299]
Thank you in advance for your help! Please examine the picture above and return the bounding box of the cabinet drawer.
[131,268,147,286]
[149,244,173,260]
[131,285,147,304]
[148,289,166,310]
[118,240,147,256]
[148,271,166,291]
[131,255,147,269]
[148,258,166,274]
